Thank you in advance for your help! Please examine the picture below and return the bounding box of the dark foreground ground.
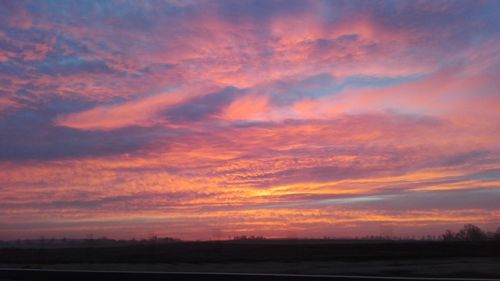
[1,240,500,280]
[2,268,500,281]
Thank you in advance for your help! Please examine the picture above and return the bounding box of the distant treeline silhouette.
[359,224,500,242]
[233,235,266,241]
[1,224,499,249]
[234,224,500,242]
[0,236,180,249]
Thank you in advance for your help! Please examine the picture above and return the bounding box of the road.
[1,268,500,281]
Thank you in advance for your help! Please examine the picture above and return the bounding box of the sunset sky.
[1,0,499,240]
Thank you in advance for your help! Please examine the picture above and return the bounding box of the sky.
[0,0,499,240]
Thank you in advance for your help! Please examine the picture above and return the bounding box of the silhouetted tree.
[442,230,456,241]
[455,224,487,241]
[493,227,500,241]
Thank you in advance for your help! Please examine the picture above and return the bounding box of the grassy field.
[1,240,500,278]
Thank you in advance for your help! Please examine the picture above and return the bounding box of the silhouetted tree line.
[232,235,266,241]
[441,224,500,241]
[1,225,500,249]
[0,236,180,249]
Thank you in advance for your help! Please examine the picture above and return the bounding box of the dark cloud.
[164,87,242,123]
[0,126,157,161]
[38,56,114,76]
[0,99,167,161]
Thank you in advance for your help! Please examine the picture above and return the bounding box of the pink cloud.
[55,83,220,130]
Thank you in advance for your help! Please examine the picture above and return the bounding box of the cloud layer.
[1,0,499,239]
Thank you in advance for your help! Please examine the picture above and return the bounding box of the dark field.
[1,240,500,279]
[1,240,500,263]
